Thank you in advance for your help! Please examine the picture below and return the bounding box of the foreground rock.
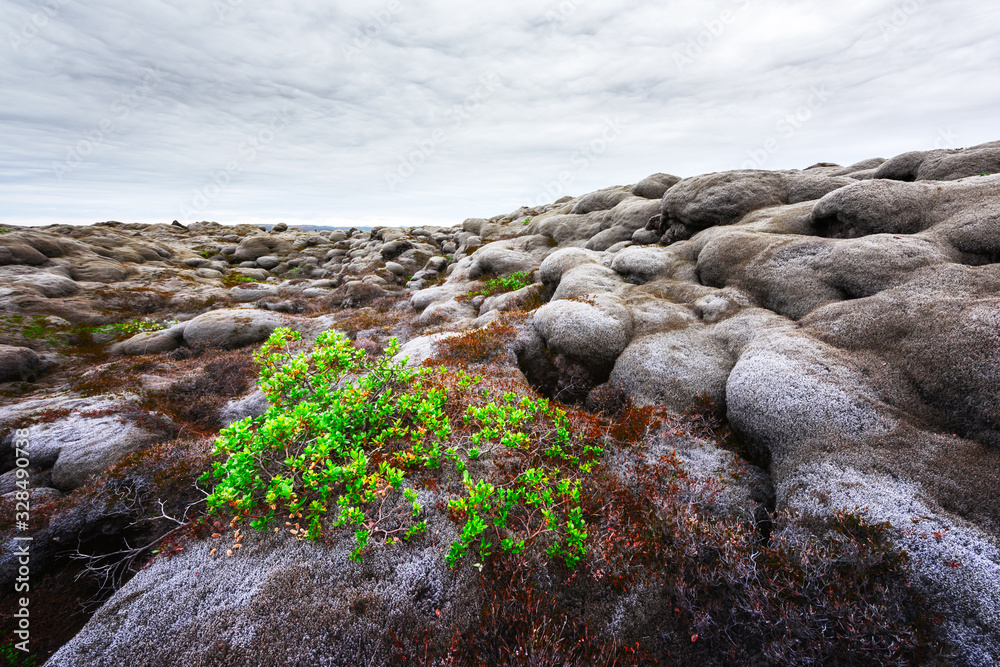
[0,344,41,382]
[48,526,479,666]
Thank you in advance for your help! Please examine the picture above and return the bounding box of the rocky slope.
[2,139,1000,665]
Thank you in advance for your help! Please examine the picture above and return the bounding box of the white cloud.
[1,0,999,227]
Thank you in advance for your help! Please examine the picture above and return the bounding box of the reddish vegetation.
[425,321,520,366]
[91,286,174,315]
[409,449,945,665]
[331,296,410,338]
[405,326,947,665]
[65,348,258,436]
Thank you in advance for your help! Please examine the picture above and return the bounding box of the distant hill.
[260,224,373,232]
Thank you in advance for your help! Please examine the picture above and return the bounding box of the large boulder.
[0,237,48,266]
[570,186,633,214]
[873,139,1000,182]
[182,310,289,350]
[610,244,694,284]
[662,170,789,232]
[331,281,388,309]
[218,389,270,427]
[8,232,65,258]
[812,174,1000,260]
[69,258,131,282]
[0,345,41,382]
[609,329,734,413]
[585,198,663,251]
[529,212,609,245]
[538,247,603,287]
[49,426,163,491]
[230,282,280,302]
[466,235,553,279]
[111,331,181,356]
[0,403,169,491]
[233,236,293,262]
[23,271,80,297]
[811,179,934,237]
[380,238,413,260]
[393,332,462,367]
[656,170,853,243]
[802,272,1000,447]
[532,295,633,369]
[479,283,545,315]
[418,299,476,327]
[725,329,891,467]
[724,326,1000,662]
[255,255,281,270]
[631,172,682,199]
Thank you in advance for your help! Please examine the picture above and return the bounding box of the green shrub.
[89,318,169,337]
[467,271,534,299]
[0,314,53,341]
[222,273,262,288]
[0,315,170,350]
[0,642,38,666]
[202,329,602,566]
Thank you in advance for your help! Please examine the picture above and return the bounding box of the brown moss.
[399,339,948,665]
[0,408,73,439]
[71,357,151,397]
[91,286,173,315]
[510,287,545,313]
[333,300,408,337]
[421,445,948,665]
[424,321,519,367]
[146,351,258,432]
[66,349,258,434]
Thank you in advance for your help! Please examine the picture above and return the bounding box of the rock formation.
[2,139,999,665]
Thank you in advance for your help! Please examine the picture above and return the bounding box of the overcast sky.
[2,0,998,228]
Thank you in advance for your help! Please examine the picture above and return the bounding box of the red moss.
[425,321,519,366]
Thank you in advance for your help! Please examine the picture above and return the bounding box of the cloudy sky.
[2,0,998,228]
